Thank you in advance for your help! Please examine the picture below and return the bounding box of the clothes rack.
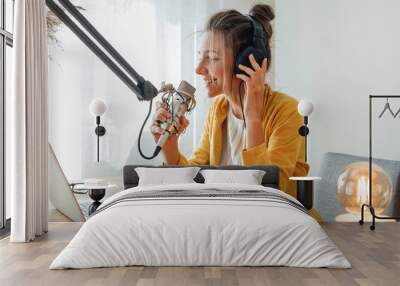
[359,95,400,230]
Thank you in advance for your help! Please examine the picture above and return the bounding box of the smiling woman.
[150,5,316,217]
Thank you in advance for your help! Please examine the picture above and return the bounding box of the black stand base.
[359,203,400,231]
[296,181,313,210]
[298,125,309,136]
[88,201,102,215]
[95,125,106,136]
[88,188,106,215]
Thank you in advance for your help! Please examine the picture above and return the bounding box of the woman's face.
[196,32,238,98]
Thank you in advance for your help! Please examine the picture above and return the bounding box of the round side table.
[289,177,321,210]
[74,183,115,215]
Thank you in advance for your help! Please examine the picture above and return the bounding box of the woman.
[151,4,319,219]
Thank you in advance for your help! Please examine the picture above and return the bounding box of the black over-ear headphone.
[233,15,268,75]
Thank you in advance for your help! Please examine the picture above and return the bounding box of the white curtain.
[8,0,48,242]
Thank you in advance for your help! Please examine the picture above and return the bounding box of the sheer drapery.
[8,0,48,242]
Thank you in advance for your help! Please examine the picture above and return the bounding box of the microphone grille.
[177,80,196,97]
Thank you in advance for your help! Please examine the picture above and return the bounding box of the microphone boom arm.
[46,0,158,101]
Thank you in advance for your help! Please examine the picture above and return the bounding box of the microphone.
[154,80,196,156]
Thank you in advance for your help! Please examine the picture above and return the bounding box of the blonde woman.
[151,5,321,220]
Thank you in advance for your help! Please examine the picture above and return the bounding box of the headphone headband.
[246,15,266,48]
[233,15,268,76]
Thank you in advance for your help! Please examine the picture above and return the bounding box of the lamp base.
[95,125,106,136]
[298,125,309,136]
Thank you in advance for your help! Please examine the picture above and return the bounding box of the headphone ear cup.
[234,47,267,76]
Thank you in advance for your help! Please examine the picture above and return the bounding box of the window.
[0,0,13,233]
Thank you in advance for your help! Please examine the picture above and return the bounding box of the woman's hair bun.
[249,4,274,40]
[250,4,274,22]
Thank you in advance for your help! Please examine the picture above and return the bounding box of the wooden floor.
[48,207,72,222]
[0,222,399,286]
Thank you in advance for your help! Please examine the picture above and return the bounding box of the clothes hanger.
[378,97,395,118]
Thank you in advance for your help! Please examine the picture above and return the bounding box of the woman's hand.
[151,101,170,142]
[236,54,267,123]
[151,101,190,140]
[236,54,267,149]
[151,101,190,164]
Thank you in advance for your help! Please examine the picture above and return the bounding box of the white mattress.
[50,183,351,269]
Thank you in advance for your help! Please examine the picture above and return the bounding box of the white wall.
[274,0,400,174]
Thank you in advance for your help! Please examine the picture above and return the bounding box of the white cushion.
[135,167,201,186]
[200,169,265,185]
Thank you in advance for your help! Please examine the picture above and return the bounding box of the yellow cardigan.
[178,84,308,198]
[177,84,322,221]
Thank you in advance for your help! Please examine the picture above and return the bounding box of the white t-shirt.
[220,106,246,165]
